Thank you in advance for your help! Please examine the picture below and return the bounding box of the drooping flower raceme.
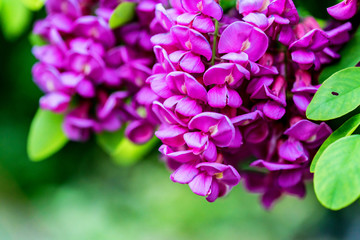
[31,0,165,143]
[31,0,355,209]
[147,0,352,208]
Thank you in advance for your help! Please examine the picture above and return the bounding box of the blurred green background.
[1,1,360,239]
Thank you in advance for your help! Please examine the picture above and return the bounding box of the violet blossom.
[146,0,353,206]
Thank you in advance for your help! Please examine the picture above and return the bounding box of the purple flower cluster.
[148,0,352,208]
[31,0,165,142]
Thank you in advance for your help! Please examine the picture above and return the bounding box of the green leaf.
[319,28,360,83]
[112,137,159,166]
[27,109,68,161]
[109,2,136,29]
[29,33,48,46]
[220,0,236,11]
[310,113,360,172]
[314,135,360,210]
[20,0,44,11]
[306,67,360,121]
[97,128,125,155]
[97,130,159,166]
[0,0,32,40]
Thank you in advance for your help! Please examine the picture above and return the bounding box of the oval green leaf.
[27,109,68,161]
[314,135,360,210]
[97,130,159,166]
[20,0,44,11]
[96,128,125,155]
[310,113,360,172]
[0,0,32,40]
[109,2,136,29]
[306,67,360,121]
[319,28,360,83]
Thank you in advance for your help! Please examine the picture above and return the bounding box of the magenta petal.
[238,0,266,14]
[176,97,203,116]
[278,170,303,188]
[284,120,324,141]
[192,15,215,33]
[221,52,249,64]
[155,125,187,147]
[291,50,315,67]
[251,160,302,171]
[196,163,240,190]
[206,181,220,202]
[285,182,306,198]
[221,169,241,188]
[183,131,208,150]
[179,52,205,73]
[278,139,309,162]
[263,101,286,120]
[148,74,173,99]
[163,95,183,109]
[227,87,243,108]
[244,122,269,143]
[203,63,249,87]
[181,0,201,13]
[231,110,263,126]
[76,79,95,98]
[40,93,70,113]
[210,117,236,147]
[285,120,332,147]
[326,22,352,45]
[242,171,266,193]
[243,13,269,30]
[167,150,201,163]
[196,162,227,175]
[169,50,187,63]
[188,112,222,132]
[219,21,253,53]
[202,140,217,162]
[125,121,154,144]
[189,173,213,196]
[327,0,358,21]
[97,91,128,119]
[207,85,227,108]
[171,163,199,184]
[189,112,235,147]
[177,12,197,25]
[166,71,207,101]
[261,188,282,210]
[227,127,243,148]
[293,94,310,112]
[218,21,268,61]
[202,0,223,20]
[204,63,233,85]
[152,101,187,127]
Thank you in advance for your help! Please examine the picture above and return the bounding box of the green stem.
[211,19,219,65]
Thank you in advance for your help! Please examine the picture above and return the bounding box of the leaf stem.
[211,19,219,65]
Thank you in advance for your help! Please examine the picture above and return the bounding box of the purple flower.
[152,26,212,73]
[31,0,159,143]
[289,29,329,70]
[204,63,250,108]
[218,21,268,62]
[171,162,241,202]
[185,112,242,162]
[181,0,223,20]
[163,72,207,117]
